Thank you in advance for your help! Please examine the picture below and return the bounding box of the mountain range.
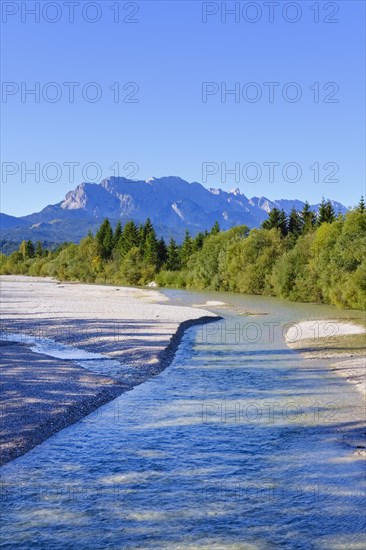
[0,176,348,250]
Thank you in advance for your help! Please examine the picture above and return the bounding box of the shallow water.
[1,292,365,549]
[0,332,139,380]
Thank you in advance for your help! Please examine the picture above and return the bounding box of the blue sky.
[1,0,365,216]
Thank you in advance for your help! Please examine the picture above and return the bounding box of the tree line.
[1,197,365,310]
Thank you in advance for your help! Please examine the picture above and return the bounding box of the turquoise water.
[1,293,365,549]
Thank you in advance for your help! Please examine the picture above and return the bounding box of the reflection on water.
[1,293,365,549]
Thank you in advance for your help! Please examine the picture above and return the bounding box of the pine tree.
[301,202,316,233]
[318,198,335,225]
[96,218,114,260]
[180,230,193,268]
[113,221,122,249]
[288,207,303,236]
[35,241,43,257]
[261,208,287,236]
[357,196,365,214]
[143,219,158,266]
[325,200,335,223]
[279,209,288,236]
[166,238,181,270]
[157,237,167,269]
[118,220,139,258]
[193,232,205,251]
[210,221,220,235]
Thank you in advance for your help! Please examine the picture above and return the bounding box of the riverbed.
[1,286,365,549]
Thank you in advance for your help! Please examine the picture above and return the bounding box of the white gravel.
[0,275,217,369]
[285,320,365,343]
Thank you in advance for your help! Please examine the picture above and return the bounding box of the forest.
[1,198,365,310]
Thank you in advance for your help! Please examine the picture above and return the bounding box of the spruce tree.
[211,221,220,235]
[180,230,193,268]
[118,220,139,258]
[318,198,335,225]
[35,241,43,258]
[262,208,287,236]
[301,202,316,233]
[357,196,365,214]
[143,219,158,266]
[193,232,205,251]
[288,207,303,236]
[325,200,335,223]
[166,238,181,270]
[157,237,167,269]
[113,221,122,249]
[96,218,114,260]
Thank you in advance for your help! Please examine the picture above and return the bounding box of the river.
[0,290,365,549]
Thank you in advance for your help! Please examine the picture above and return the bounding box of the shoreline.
[285,319,366,397]
[0,276,219,466]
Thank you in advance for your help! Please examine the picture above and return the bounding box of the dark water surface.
[1,290,365,549]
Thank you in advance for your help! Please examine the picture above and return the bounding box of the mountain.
[0,176,349,249]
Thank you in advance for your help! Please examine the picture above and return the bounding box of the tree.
[143,218,159,266]
[35,241,43,258]
[210,221,220,235]
[113,221,122,249]
[96,218,114,260]
[118,220,139,259]
[166,238,181,271]
[180,230,193,268]
[157,237,167,269]
[261,208,287,236]
[301,202,316,233]
[357,196,365,214]
[288,207,303,237]
[192,232,205,251]
[317,198,335,225]
[19,240,35,260]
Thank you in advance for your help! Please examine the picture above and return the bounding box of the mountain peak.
[1,175,348,246]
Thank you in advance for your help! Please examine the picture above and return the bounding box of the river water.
[1,290,365,549]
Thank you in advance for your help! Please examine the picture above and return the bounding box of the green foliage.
[288,207,303,236]
[210,221,220,235]
[166,238,181,271]
[317,197,335,225]
[96,218,114,260]
[117,220,139,260]
[180,230,193,269]
[261,208,288,236]
[301,202,316,233]
[113,221,122,248]
[2,202,365,310]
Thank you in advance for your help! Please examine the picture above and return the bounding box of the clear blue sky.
[1,0,365,216]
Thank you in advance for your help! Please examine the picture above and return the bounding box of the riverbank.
[0,276,218,465]
[285,319,366,397]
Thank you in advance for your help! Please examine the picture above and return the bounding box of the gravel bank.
[0,276,219,465]
[284,319,366,397]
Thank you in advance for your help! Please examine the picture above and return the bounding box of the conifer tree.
[301,202,316,233]
[288,207,303,236]
[193,232,205,251]
[157,237,167,269]
[96,218,114,259]
[180,230,193,268]
[261,208,287,236]
[143,219,159,266]
[118,220,139,258]
[357,196,365,214]
[113,221,122,249]
[166,238,181,270]
[210,221,220,235]
[35,241,43,258]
